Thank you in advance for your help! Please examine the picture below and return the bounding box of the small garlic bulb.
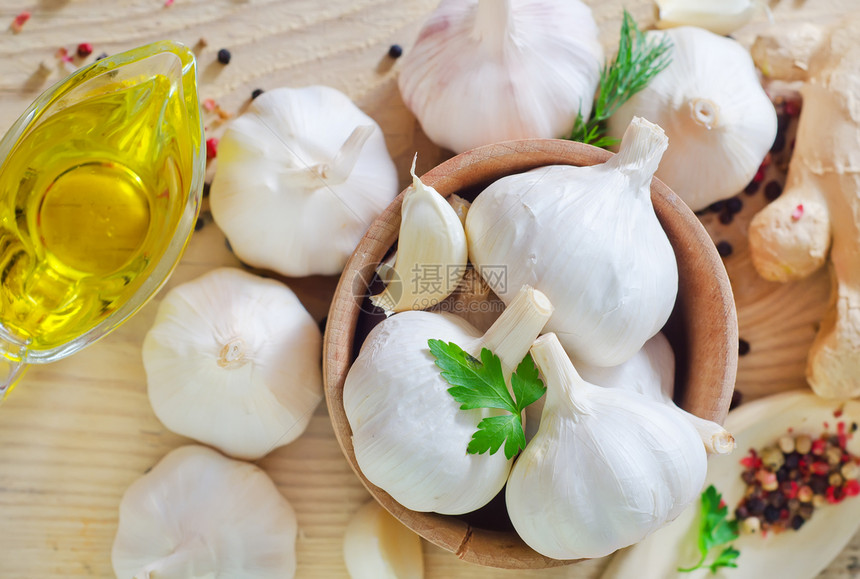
[210,85,399,277]
[344,286,552,515]
[577,332,735,455]
[506,333,706,560]
[143,267,322,460]
[398,0,603,154]
[370,157,467,314]
[655,0,764,36]
[343,500,424,579]
[607,27,777,212]
[112,445,297,579]
[467,116,677,367]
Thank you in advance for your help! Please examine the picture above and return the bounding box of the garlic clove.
[209,85,399,277]
[607,27,777,212]
[506,333,706,560]
[370,156,467,315]
[602,391,860,579]
[112,445,297,579]
[467,116,677,367]
[655,0,764,36]
[397,0,603,154]
[143,267,322,460]
[344,285,551,515]
[343,500,424,579]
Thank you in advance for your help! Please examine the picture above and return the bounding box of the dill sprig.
[569,10,673,148]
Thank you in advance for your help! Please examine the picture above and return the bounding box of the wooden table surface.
[1,1,860,577]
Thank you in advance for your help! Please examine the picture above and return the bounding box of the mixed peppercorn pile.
[735,420,860,535]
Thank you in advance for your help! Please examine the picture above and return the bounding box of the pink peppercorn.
[77,43,94,58]
[11,11,30,33]
[206,138,219,160]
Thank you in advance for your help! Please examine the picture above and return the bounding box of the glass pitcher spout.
[0,41,205,398]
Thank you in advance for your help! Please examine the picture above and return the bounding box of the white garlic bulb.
[112,445,297,579]
[344,286,552,515]
[397,0,603,154]
[343,500,424,579]
[607,27,777,212]
[370,157,467,314]
[577,332,734,455]
[467,116,677,367]
[506,333,707,560]
[210,85,399,277]
[655,0,764,36]
[143,267,322,460]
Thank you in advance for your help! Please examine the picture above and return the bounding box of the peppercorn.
[194,217,204,232]
[784,451,800,469]
[251,88,264,100]
[798,485,813,502]
[765,180,783,201]
[738,339,751,356]
[763,504,781,523]
[708,200,725,213]
[742,516,761,534]
[790,514,805,530]
[206,137,219,160]
[725,197,743,214]
[217,48,232,64]
[810,475,829,495]
[761,446,785,471]
[813,494,827,507]
[719,210,734,225]
[768,491,787,509]
[776,465,789,482]
[716,240,733,258]
[779,436,796,454]
[388,44,403,58]
[841,462,859,480]
[829,472,844,487]
[795,435,813,454]
[787,498,800,511]
[741,469,757,485]
[799,503,814,519]
[744,180,760,195]
[827,446,843,466]
[77,43,94,58]
[746,496,766,515]
[735,505,750,520]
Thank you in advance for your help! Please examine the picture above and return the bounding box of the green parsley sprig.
[428,339,546,460]
[569,9,673,148]
[678,485,741,574]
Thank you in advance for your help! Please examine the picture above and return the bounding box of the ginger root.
[749,18,860,399]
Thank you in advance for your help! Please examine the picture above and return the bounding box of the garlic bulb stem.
[473,0,512,51]
[218,338,247,369]
[317,124,375,184]
[132,539,214,578]
[609,117,669,189]
[478,286,553,376]
[530,333,589,416]
[684,411,735,454]
[689,98,719,130]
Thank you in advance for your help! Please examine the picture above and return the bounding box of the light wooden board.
[0,0,859,577]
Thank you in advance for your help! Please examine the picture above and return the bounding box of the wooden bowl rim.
[323,138,738,569]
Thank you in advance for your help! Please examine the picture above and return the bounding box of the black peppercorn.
[716,240,733,258]
[776,466,789,483]
[790,514,805,530]
[725,197,743,214]
[744,180,760,195]
[251,88,264,100]
[719,210,734,225]
[765,180,783,201]
[708,200,725,213]
[747,496,766,516]
[784,451,800,470]
[763,504,781,523]
[217,48,232,64]
[735,505,750,520]
[810,475,829,495]
[388,44,403,58]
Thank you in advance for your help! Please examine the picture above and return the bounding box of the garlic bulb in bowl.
[397,0,603,154]
[506,333,707,560]
[143,267,322,460]
[210,85,399,277]
[607,27,777,212]
[112,445,297,579]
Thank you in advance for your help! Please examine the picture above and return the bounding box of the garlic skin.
[397,0,603,154]
[343,500,424,579]
[344,286,552,515]
[467,116,677,367]
[506,333,706,560]
[112,445,297,579]
[143,268,322,460]
[655,0,763,36]
[577,333,735,455]
[607,27,777,212]
[370,158,467,314]
[210,86,399,277]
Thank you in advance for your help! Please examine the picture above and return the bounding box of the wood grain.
[0,0,858,577]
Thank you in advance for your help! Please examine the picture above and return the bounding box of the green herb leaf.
[428,339,545,460]
[678,485,741,574]
[569,9,673,147]
[708,546,740,573]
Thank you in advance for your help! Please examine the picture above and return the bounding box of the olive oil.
[0,71,196,351]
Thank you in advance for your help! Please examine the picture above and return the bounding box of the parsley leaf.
[569,9,673,148]
[678,485,740,574]
[428,339,546,460]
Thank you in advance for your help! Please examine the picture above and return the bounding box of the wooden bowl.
[323,139,738,569]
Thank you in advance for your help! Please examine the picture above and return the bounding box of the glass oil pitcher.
[0,41,205,399]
